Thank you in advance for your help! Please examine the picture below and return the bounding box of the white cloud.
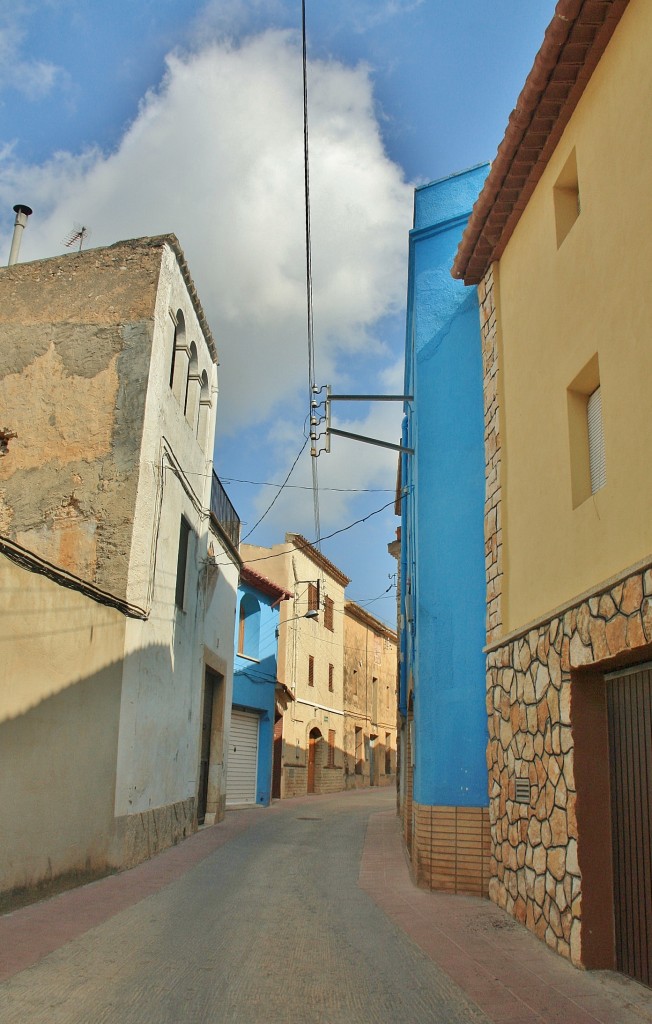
[0,16,66,101]
[0,29,412,439]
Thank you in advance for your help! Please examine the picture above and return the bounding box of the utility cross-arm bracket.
[310,386,414,457]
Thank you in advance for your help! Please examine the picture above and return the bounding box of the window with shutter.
[587,386,606,493]
[308,655,314,687]
[328,663,334,692]
[324,596,334,632]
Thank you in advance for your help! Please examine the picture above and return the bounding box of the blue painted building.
[399,165,491,894]
[226,566,291,807]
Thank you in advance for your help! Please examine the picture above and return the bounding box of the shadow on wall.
[0,636,197,913]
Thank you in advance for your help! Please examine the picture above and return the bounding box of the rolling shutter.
[226,710,259,806]
[587,386,606,493]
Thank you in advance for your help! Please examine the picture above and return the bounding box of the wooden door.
[607,665,652,987]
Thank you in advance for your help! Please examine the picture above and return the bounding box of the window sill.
[237,653,261,664]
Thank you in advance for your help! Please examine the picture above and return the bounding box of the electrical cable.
[221,476,393,494]
[240,437,309,542]
[301,0,322,549]
[234,491,405,572]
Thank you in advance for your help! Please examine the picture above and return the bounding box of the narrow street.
[0,789,649,1024]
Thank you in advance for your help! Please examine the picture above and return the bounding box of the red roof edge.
[452,0,629,285]
[241,564,292,602]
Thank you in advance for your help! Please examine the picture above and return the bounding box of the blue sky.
[0,0,556,624]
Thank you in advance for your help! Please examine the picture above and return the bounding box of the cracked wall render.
[0,242,162,599]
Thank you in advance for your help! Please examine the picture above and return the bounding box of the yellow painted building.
[454,0,652,987]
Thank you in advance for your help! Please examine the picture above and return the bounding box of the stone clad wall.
[487,563,652,964]
[478,262,652,965]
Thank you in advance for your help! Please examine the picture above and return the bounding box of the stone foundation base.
[412,803,491,896]
[111,797,196,869]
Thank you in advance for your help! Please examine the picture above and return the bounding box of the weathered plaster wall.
[0,241,162,601]
[342,605,397,787]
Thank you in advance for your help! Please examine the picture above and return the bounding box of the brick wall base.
[412,803,491,896]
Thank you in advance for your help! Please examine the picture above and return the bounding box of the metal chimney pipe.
[7,204,33,266]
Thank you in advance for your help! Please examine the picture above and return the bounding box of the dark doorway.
[272,712,283,799]
[197,668,222,825]
[308,728,321,794]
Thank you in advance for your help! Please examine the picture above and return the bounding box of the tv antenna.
[63,224,91,252]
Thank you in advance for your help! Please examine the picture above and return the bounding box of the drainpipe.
[7,204,32,266]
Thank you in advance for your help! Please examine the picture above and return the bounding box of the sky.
[0,0,557,626]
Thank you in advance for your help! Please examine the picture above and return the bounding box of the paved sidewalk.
[0,807,257,983]
[359,810,652,1024]
[0,789,650,1024]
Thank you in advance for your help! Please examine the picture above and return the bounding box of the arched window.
[196,369,211,446]
[238,594,261,659]
[169,309,186,390]
[184,341,201,426]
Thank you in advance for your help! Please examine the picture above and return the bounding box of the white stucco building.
[0,236,240,904]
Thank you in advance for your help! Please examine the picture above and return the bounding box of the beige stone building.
[241,535,349,797]
[453,0,652,986]
[342,602,397,789]
[0,236,240,906]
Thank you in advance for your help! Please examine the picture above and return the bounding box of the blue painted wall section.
[232,573,288,806]
[401,164,490,809]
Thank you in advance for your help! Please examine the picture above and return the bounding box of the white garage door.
[226,709,259,806]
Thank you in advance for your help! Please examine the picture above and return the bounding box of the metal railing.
[210,471,240,549]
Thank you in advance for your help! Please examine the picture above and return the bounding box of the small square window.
[554,148,580,247]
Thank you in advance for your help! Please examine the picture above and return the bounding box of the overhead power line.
[240,438,309,542]
[301,0,321,549]
[221,476,393,494]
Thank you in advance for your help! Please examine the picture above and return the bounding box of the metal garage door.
[607,664,652,987]
[226,709,259,806]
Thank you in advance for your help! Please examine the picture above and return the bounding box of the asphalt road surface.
[0,788,490,1024]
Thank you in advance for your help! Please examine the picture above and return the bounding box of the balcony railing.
[210,470,240,549]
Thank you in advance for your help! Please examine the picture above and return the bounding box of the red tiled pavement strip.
[359,810,652,1024]
[0,808,256,983]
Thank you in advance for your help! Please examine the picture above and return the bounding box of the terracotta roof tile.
[452,0,629,284]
